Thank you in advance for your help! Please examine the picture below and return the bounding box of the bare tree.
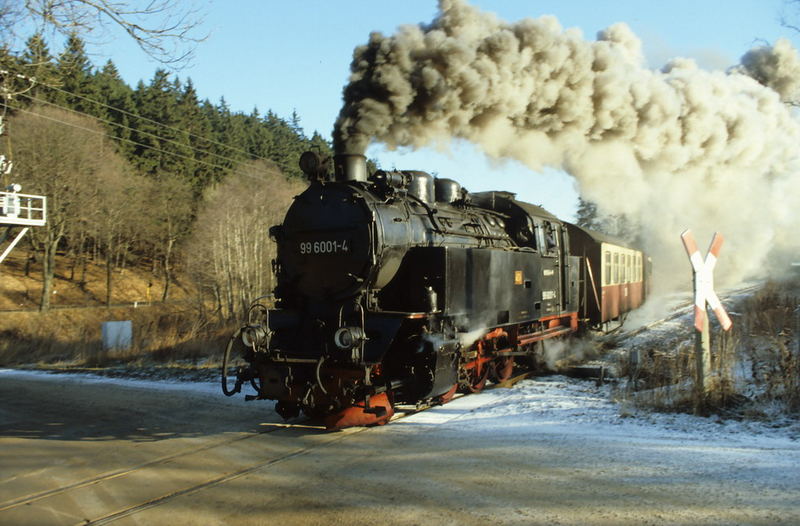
[0,1,23,36]
[1,0,206,67]
[186,161,305,322]
[144,174,193,302]
[8,105,127,310]
[91,165,147,305]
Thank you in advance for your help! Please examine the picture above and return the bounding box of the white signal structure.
[1,184,48,264]
[681,229,732,332]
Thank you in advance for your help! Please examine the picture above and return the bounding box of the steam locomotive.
[222,152,648,428]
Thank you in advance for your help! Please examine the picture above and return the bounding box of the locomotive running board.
[517,325,575,345]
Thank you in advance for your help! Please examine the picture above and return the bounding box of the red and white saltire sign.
[681,229,733,332]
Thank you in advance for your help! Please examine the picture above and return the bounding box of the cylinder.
[334,154,368,182]
[434,178,462,203]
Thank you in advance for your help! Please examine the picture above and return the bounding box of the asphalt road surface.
[1,371,798,526]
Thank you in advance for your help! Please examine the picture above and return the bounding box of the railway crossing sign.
[681,229,733,332]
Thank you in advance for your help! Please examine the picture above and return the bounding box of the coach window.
[603,251,610,285]
[636,255,641,281]
[625,254,631,283]
[613,253,619,284]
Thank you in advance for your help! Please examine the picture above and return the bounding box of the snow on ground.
[4,367,797,449]
[395,375,800,498]
[4,365,800,515]
[403,375,800,444]
[0,367,226,398]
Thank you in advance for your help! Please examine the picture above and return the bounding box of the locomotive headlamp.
[334,326,366,350]
[299,151,330,181]
[241,325,269,348]
[300,151,321,174]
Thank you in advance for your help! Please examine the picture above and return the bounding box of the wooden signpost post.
[681,229,733,415]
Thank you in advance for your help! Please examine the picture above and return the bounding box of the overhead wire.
[15,92,259,170]
[1,68,281,163]
[3,102,281,184]
[0,67,311,185]
[35,76,272,161]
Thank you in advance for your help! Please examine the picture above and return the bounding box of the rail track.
[0,419,307,513]
[609,283,762,344]
[75,425,369,526]
[0,371,533,526]
[2,286,761,522]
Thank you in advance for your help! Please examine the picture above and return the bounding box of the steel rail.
[0,418,310,513]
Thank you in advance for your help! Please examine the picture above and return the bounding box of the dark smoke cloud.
[737,38,800,103]
[334,0,800,288]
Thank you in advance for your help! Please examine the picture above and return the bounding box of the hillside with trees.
[1,33,326,324]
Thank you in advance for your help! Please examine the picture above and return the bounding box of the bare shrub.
[620,280,799,418]
[737,282,799,413]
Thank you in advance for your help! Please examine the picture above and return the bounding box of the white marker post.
[681,229,733,415]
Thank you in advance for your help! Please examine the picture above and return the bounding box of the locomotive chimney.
[334,153,368,182]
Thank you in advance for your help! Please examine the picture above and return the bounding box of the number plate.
[298,239,350,255]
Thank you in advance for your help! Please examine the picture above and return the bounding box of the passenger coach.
[564,224,649,330]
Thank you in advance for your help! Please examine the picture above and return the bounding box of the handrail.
[0,191,47,226]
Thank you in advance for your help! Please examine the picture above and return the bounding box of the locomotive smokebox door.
[280,184,373,300]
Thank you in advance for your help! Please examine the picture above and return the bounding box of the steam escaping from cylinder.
[333,0,800,291]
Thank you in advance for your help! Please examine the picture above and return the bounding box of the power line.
[5,103,282,184]
[1,67,309,168]
[16,92,253,169]
[44,80,268,161]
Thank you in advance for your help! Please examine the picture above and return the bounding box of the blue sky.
[71,0,800,219]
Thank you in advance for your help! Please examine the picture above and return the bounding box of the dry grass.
[736,282,800,414]
[0,250,179,310]
[0,304,235,368]
[0,251,235,370]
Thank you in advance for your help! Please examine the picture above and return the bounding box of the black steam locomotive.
[222,152,648,428]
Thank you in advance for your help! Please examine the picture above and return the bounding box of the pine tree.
[56,33,95,112]
[210,96,248,172]
[0,44,25,103]
[575,197,601,231]
[20,33,58,101]
[290,109,304,138]
[132,69,183,178]
[94,60,136,156]
[176,78,215,193]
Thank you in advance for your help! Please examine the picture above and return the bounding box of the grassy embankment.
[0,250,233,377]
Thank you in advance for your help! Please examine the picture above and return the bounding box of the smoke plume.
[334,0,800,289]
